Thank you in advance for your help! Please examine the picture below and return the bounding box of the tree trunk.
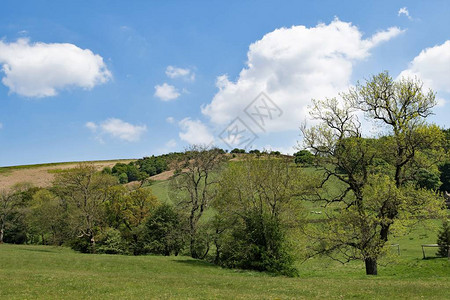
[90,235,96,254]
[190,235,198,258]
[0,221,4,243]
[365,257,378,275]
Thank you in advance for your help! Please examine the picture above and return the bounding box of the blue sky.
[0,0,449,166]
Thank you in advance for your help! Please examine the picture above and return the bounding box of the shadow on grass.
[422,256,447,260]
[173,259,219,268]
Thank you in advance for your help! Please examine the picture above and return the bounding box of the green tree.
[436,220,450,257]
[294,150,314,166]
[145,204,185,256]
[302,72,445,275]
[0,188,19,243]
[439,162,450,192]
[27,189,67,245]
[170,145,224,258]
[214,157,315,276]
[53,164,117,253]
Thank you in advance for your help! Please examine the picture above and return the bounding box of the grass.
[1,161,448,298]
[1,222,449,299]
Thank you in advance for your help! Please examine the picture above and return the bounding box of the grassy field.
[1,222,449,299]
[1,161,448,299]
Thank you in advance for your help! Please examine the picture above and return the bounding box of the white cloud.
[398,7,413,20]
[165,66,195,81]
[202,19,403,132]
[0,122,2,129]
[178,118,214,145]
[399,40,450,93]
[86,118,147,142]
[166,116,175,124]
[0,38,111,97]
[166,139,177,148]
[154,83,180,101]
[85,121,97,131]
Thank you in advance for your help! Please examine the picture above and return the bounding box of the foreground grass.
[1,241,448,299]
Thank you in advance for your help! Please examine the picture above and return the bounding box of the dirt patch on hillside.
[149,170,175,181]
[0,160,133,190]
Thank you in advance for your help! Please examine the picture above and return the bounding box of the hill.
[0,159,134,190]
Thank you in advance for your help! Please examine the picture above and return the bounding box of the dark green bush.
[437,220,450,257]
[218,210,297,277]
[144,204,185,256]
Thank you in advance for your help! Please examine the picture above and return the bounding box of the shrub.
[294,150,314,166]
[218,211,297,277]
[145,204,185,256]
[437,220,450,257]
[118,173,128,184]
[98,228,128,255]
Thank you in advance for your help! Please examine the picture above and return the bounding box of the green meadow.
[1,222,448,300]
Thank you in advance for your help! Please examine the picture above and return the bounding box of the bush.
[144,204,185,256]
[437,220,450,257]
[294,150,314,166]
[218,211,297,277]
[98,228,128,255]
[69,236,92,253]
[118,173,128,184]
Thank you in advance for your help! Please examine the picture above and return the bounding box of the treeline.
[105,152,185,184]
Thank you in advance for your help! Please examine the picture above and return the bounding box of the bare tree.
[170,145,224,258]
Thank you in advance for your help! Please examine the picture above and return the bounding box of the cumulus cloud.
[86,118,147,142]
[202,19,403,132]
[166,116,175,124]
[165,66,195,81]
[178,118,214,145]
[0,38,111,97]
[398,7,413,20]
[399,40,450,108]
[399,40,450,93]
[154,83,180,101]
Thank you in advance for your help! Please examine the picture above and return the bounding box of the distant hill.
[0,159,134,190]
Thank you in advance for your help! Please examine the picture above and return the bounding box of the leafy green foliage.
[436,220,450,257]
[230,148,246,154]
[415,168,441,190]
[294,150,314,165]
[439,162,450,192]
[97,228,128,255]
[144,204,185,256]
[219,210,297,276]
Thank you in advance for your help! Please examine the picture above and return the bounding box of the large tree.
[53,164,117,253]
[170,145,224,258]
[302,72,445,275]
[213,156,316,275]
